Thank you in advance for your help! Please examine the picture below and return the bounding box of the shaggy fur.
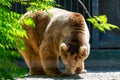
[18,11,50,75]
[18,8,90,76]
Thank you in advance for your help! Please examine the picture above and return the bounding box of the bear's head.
[60,42,89,74]
[60,13,90,75]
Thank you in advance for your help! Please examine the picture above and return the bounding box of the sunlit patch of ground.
[16,68,120,80]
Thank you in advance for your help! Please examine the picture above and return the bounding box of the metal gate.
[12,0,93,17]
[56,0,92,16]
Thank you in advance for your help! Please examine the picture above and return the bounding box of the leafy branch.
[0,1,26,49]
[0,0,56,49]
[78,0,119,32]
[87,15,119,32]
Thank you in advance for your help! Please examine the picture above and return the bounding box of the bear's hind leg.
[18,46,45,75]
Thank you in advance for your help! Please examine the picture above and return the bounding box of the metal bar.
[88,0,91,29]
[58,0,60,4]
[92,0,99,16]
[82,0,85,16]
[15,2,17,12]
[70,0,72,11]
[64,0,66,9]
[92,0,99,48]
[21,4,23,13]
[88,0,91,15]
[77,0,79,12]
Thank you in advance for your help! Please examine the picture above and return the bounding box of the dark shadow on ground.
[25,74,83,80]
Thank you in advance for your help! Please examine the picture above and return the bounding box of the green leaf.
[104,24,112,31]
[87,15,119,32]
[99,15,107,23]
[98,26,105,32]
[22,17,36,27]
[108,24,120,29]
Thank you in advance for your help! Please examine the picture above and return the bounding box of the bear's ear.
[60,43,68,52]
[79,46,87,56]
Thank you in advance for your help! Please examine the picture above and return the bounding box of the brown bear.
[18,8,90,76]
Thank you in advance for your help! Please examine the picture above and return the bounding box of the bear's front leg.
[40,43,65,76]
[75,60,87,74]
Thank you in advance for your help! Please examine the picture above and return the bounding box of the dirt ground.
[16,68,120,80]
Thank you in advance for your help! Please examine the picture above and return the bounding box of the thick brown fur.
[18,11,50,75]
[18,8,90,76]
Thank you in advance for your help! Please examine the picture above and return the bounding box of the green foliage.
[0,48,28,79]
[0,0,12,8]
[0,0,56,49]
[0,69,14,80]
[23,0,56,11]
[0,0,56,79]
[0,1,27,49]
[87,15,119,32]
[20,17,36,28]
